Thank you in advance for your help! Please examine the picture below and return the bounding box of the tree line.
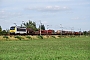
[0,26,9,35]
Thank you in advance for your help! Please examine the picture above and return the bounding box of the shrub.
[3,36,9,40]
[58,35,61,38]
[26,36,32,40]
[38,35,43,39]
[15,36,24,40]
[52,36,56,39]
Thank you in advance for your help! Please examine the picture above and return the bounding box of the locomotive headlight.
[10,30,15,33]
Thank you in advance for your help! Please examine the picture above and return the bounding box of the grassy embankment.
[0,35,90,60]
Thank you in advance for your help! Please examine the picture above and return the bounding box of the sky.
[0,0,90,31]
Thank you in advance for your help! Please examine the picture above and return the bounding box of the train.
[10,26,83,35]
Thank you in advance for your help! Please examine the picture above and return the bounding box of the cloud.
[0,10,22,20]
[71,17,79,20]
[26,6,70,12]
[17,0,72,2]
[0,10,7,19]
[0,0,72,5]
[71,17,86,20]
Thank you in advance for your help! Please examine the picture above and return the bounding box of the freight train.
[10,26,82,35]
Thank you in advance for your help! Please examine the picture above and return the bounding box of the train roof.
[10,26,26,28]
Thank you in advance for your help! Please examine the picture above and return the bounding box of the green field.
[0,36,90,60]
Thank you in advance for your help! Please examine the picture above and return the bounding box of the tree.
[0,26,2,32]
[87,30,90,36]
[39,24,45,30]
[2,30,7,35]
[83,31,88,36]
[22,20,38,31]
[0,26,2,35]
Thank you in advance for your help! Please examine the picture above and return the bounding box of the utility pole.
[40,20,41,36]
[22,21,25,27]
[60,24,63,35]
[47,25,49,35]
[80,28,81,37]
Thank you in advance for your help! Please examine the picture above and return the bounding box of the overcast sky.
[0,0,90,31]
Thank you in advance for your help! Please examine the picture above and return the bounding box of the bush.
[38,35,43,39]
[26,36,32,40]
[3,36,9,40]
[58,35,61,38]
[52,36,56,39]
[15,36,24,40]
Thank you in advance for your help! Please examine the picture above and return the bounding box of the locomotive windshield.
[10,27,15,30]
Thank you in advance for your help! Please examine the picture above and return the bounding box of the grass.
[0,36,90,60]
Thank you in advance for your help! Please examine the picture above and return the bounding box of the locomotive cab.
[10,26,16,34]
